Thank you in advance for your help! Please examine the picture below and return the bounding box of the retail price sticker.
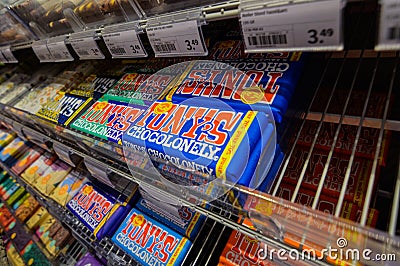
[70,37,105,60]
[32,41,53,62]
[103,30,147,58]
[1,47,18,63]
[375,0,400,51]
[47,41,74,62]
[240,0,344,52]
[146,20,207,57]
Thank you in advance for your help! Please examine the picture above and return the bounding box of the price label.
[47,41,74,62]
[70,37,105,60]
[240,0,343,52]
[32,42,53,62]
[103,30,147,58]
[53,143,75,167]
[147,20,207,57]
[84,158,114,188]
[1,47,18,63]
[376,0,400,51]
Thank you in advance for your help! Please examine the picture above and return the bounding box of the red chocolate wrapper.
[282,145,375,207]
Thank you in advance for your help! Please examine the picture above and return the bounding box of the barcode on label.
[110,47,126,55]
[248,33,288,46]
[387,27,400,40]
[154,43,177,53]
[79,49,90,56]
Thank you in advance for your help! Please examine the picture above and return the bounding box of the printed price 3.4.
[307,28,334,44]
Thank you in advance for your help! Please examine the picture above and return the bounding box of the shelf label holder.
[102,21,148,58]
[47,35,74,62]
[0,46,18,63]
[84,157,114,188]
[69,30,105,60]
[239,0,345,52]
[146,8,208,57]
[32,40,54,63]
[375,0,400,51]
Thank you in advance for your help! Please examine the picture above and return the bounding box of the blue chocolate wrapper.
[165,53,305,123]
[123,98,275,188]
[112,208,192,266]
[66,182,132,239]
[135,197,205,240]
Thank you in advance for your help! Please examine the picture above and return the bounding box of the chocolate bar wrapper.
[2,183,20,201]
[103,73,152,104]
[11,146,43,175]
[6,186,26,206]
[75,252,104,266]
[6,243,25,266]
[26,206,49,230]
[0,83,30,105]
[297,121,391,165]
[15,196,40,223]
[70,98,148,145]
[6,222,30,252]
[21,152,57,185]
[135,197,205,240]
[40,221,61,246]
[33,159,72,196]
[49,171,87,206]
[0,171,9,184]
[66,182,134,239]
[123,99,275,188]
[0,177,14,196]
[12,83,65,115]
[0,138,28,166]
[21,241,52,266]
[35,215,56,239]
[276,183,359,221]
[356,208,379,228]
[282,145,373,207]
[45,226,71,256]
[71,75,118,100]
[112,208,192,266]
[36,92,93,126]
[0,203,14,228]
[0,131,15,149]
[13,193,30,210]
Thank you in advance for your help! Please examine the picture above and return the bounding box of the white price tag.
[47,41,74,62]
[0,51,7,63]
[1,48,18,63]
[103,30,147,58]
[70,37,105,60]
[147,20,207,57]
[376,0,400,51]
[32,42,53,62]
[240,0,343,52]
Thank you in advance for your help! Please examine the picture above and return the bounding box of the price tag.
[240,0,343,52]
[103,30,147,58]
[47,41,74,62]
[147,20,207,57]
[53,143,75,167]
[70,37,105,60]
[375,0,400,51]
[84,158,114,188]
[32,41,53,62]
[1,47,18,63]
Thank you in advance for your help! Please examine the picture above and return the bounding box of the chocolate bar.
[0,131,15,149]
[282,145,373,207]
[66,182,135,239]
[26,206,49,230]
[6,186,26,206]
[45,226,71,256]
[40,221,62,246]
[70,98,147,145]
[12,193,30,210]
[0,203,14,228]
[0,138,28,166]
[49,171,87,206]
[75,252,104,266]
[6,243,25,265]
[11,146,43,175]
[71,74,117,100]
[123,99,276,188]
[21,152,57,185]
[21,241,52,266]
[36,92,93,126]
[112,208,192,266]
[2,183,20,201]
[33,159,72,196]
[35,215,56,239]
[15,196,39,222]
[135,197,205,240]
[6,222,30,252]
